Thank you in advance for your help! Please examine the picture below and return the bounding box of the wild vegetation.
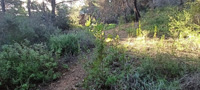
[0,0,200,90]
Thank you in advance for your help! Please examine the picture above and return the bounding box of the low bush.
[140,7,177,38]
[55,4,71,30]
[49,34,80,56]
[105,24,117,30]
[0,42,58,90]
[76,30,95,51]
[84,45,130,89]
[0,13,60,47]
[169,1,200,39]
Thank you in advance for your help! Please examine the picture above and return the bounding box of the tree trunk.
[27,0,31,17]
[133,0,140,22]
[51,0,56,22]
[42,1,46,13]
[1,0,6,13]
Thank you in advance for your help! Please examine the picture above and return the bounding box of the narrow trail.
[40,60,86,90]
[39,23,135,90]
[41,22,200,90]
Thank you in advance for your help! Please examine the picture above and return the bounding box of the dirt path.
[38,23,135,90]
[40,60,86,90]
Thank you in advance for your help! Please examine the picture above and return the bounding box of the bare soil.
[39,59,86,90]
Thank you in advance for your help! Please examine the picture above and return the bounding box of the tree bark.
[124,0,141,22]
[133,0,140,22]
[42,1,46,13]
[1,0,6,13]
[27,0,31,17]
[51,0,56,22]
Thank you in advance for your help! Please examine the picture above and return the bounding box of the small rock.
[72,70,75,73]
[75,77,79,80]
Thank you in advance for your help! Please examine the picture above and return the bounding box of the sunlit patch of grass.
[115,36,200,89]
[98,32,200,89]
[118,32,199,58]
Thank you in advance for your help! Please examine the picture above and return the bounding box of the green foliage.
[117,72,180,90]
[76,30,95,51]
[126,27,136,37]
[84,46,129,89]
[188,1,200,25]
[85,16,91,27]
[140,55,185,79]
[0,42,58,90]
[84,46,199,90]
[169,11,199,38]
[104,24,117,30]
[169,3,200,39]
[140,7,177,37]
[154,26,158,38]
[62,64,69,69]
[0,14,60,47]
[84,23,121,89]
[0,15,35,45]
[91,23,105,38]
[125,22,136,37]
[55,4,71,30]
[136,22,142,37]
[115,53,199,90]
[49,34,80,56]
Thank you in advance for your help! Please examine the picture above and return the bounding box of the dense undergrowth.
[0,30,95,89]
[83,1,200,90]
[0,0,200,90]
[0,42,58,90]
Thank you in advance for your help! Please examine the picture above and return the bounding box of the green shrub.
[0,42,58,90]
[0,15,35,45]
[105,24,117,30]
[140,7,177,37]
[84,46,130,89]
[169,2,200,39]
[55,4,71,30]
[76,30,95,51]
[0,14,60,47]
[49,34,80,56]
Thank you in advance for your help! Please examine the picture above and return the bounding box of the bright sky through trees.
[21,0,85,11]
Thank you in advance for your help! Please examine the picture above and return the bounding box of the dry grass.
[103,23,200,59]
